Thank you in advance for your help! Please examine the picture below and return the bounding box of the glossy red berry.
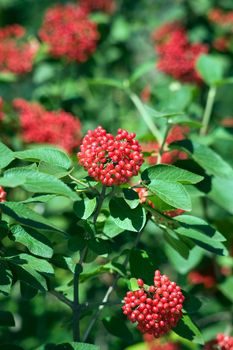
[122,270,185,338]
[0,187,6,202]
[78,126,144,186]
[205,334,233,350]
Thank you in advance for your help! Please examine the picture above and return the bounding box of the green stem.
[129,92,163,144]
[200,86,217,136]
[73,247,87,342]
[157,121,171,163]
[82,217,149,342]
[93,185,106,224]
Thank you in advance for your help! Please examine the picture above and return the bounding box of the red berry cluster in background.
[78,126,144,186]
[122,270,184,337]
[141,125,189,166]
[208,8,233,53]
[205,334,233,350]
[144,334,179,350]
[0,24,38,75]
[13,99,82,153]
[188,271,216,289]
[0,187,6,202]
[39,4,99,62]
[79,0,116,14]
[152,22,208,83]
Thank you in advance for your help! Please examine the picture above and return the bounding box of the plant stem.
[129,92,163,144]
[93,185,106,224]
[68,174,89,188]
[49,290,73,309]
[157,121,170,163]
[82,224,146,342]
[200,86,217,136]
[73,247,87,342]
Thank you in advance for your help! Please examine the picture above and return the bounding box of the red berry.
[204,334,233,350]
[0,186,6,202]
[78,126,144,186]
[137,279,144,287]
[122,270,185,338]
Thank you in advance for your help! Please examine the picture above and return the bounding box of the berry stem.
[93,185,107,224]
[129,92,163,144]
[200,86,217,136]
[49,290,73,309]
[73,246,88,342]
[158,120,171,163]
[82,217,149,342]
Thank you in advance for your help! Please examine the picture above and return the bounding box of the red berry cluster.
[141,125,189,166]
[0,187,6,202]
[79,0,116,14]
[78,126,144,186]
[39,4,99,62]
[0,24,38,75]
[122,270,185,337]
[188,271,215,289]
[153,22,208,83]
[205,334,233,350]
[208,9,233,27]
[13,99,82,153]
[208,9,233,53]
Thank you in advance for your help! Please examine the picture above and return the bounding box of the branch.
[49,290,73,309]
[200,86,217,136]
[93,185,106,224]
[73,246,88,342]
[82,220,147,342]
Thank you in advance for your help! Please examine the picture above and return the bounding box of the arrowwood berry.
[79,0,116,14]
[13,99,81,153]
[153,23,208,83]
[205,334,233,350]
[0,187,7,202]
[122,270,185,338]
[141,125,189,166]
[188,271,216,289]
[39,4,99,62]
[78,126,144,186]
[0,24,38,75]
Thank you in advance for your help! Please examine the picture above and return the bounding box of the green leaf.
[73,197,97,219]
[0,201,65,233]
[218,276,233,302]
[130,61,155,83]
[89,78,124,89]
[11,225,53,258]
[0,142,14,169]
[168,116,202,128]
[109,197,146,232]
[164,244,203,274]
[208,177,233,214]
[0,262,13,296]
[129,249,156,284]
[0,311,15,327]
[147,180,191,211]
[123,188,140,209]
[0,72,17,82]
[142,164,203,184]
[48,343,100,350]
[144,105,184,119]
[173,313,204,344]
[22,194,57,203]
[196,54,225,86]
[129,277,140,291]
[3,168,77,199]
[7,254,54,275]
[103,215,125,238]
[103,314,133,341]
[175,215,227,256]
[14,147,72,170]
[182,290,202,314]
[20,281,38,300]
